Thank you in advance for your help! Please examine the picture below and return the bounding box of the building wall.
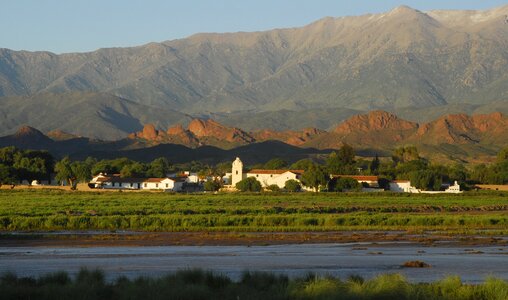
[142,179,183,191]
[102,182,140,189]
[246,172,299,188]
[231,157,244,186]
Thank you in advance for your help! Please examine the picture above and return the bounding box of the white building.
[389,180,420,193]
[231,157,305,190]
[389,180,462,194]
[89,173,184,191]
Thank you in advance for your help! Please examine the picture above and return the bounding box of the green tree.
[147,157,172,178]
[369,155,380,175]
[329,177,362,192]
[408,170,443,191]
[13,155,48,184]
[392,146,420,164]
[284,179,301,192]
[300,164,328,192]
[235,177,262,192]
[497,147,508,162]
[54,157,77,188]
[264,158,288,170]
[0,164,16,187]
[290,159,315,170]
[203,180,221,192]
[0,146,17,165]
[120,162,146,178]
[72,161,93,183]
[326,144,357,174]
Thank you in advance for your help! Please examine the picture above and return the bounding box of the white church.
[230,157,305,189]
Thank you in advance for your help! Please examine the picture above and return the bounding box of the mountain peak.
[14,126,46,138]
[334,111,418,134]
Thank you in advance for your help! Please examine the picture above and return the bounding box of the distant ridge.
[0,110,506,163]
[1,5,508,139]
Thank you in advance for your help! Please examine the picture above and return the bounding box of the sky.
[1,0,507,54]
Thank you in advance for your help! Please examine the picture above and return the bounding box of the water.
[0,243,506,283]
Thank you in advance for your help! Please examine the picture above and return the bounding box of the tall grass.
[1,269,507,300]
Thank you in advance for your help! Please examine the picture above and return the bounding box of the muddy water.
[0,243,506,283]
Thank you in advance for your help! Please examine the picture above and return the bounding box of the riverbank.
[1,230,506,247]
[2,268,506,300]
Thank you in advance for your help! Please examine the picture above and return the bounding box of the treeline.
[247,144,508,191]
[1,144,508,190]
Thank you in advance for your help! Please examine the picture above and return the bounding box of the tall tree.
[369,154,380,175]
[54,157,77,188]
[300,164,328,192]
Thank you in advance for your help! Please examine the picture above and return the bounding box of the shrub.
[235,177,262,192]
[203,180,221,192]
[265,184,280,192]
[284,179,301,192]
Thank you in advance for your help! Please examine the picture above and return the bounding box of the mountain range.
[1,5,508,139]
[1,110,506,164]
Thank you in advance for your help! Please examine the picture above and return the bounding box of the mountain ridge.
[1,5,508,141]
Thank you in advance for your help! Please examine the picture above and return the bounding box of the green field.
[0,189,507,232]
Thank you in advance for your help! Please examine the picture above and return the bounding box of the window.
[236,171,238,175]
[270,175,273,177]
[144,183,147,187]
[165,183,169,188]
[156,183,159,188]
[130,183,133,187]
[256,174,259,177]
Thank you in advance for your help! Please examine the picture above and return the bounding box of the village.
[88,157,462,194]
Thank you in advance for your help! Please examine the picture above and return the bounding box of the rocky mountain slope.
[126,110,508,162]
[1,110,507,162]
[1,5,508,139]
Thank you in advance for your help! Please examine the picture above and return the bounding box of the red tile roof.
[332,175,379,181]
[247,169,305,175]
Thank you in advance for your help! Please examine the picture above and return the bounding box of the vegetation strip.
[1,190,506,233]
[1,268,507,300]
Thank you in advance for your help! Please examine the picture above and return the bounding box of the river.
[0,243,506,283]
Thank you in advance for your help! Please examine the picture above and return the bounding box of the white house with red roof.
[89,173,184,191]
[231,157,305,189]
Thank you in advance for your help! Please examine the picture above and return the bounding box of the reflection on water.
[0,243,506,283]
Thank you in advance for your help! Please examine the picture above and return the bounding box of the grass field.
[1,268,507,300]
[0,189,507,233]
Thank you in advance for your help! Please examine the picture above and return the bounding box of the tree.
[369,155,380,175]
[290,159,315,170]
[13,155,48,184]
[146,157,172,178]
[408,170,442,191]
[120,162,146,178]
[497,147,508,163]
[329,177,362,192]
[326,144,357,174]
[300,164,328,192]
[284,179,301,192]
[235,177,262,192]
[0,164,16,187]
[72,161,93,183]
[264,158,288,170]
[203,180,221,192]
[55,157,77,189]
[392,146,420,164]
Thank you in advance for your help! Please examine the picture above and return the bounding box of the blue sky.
[1,0,507,53]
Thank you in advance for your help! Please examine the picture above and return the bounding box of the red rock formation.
[334,110,418,134]
[187,119,254,143]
